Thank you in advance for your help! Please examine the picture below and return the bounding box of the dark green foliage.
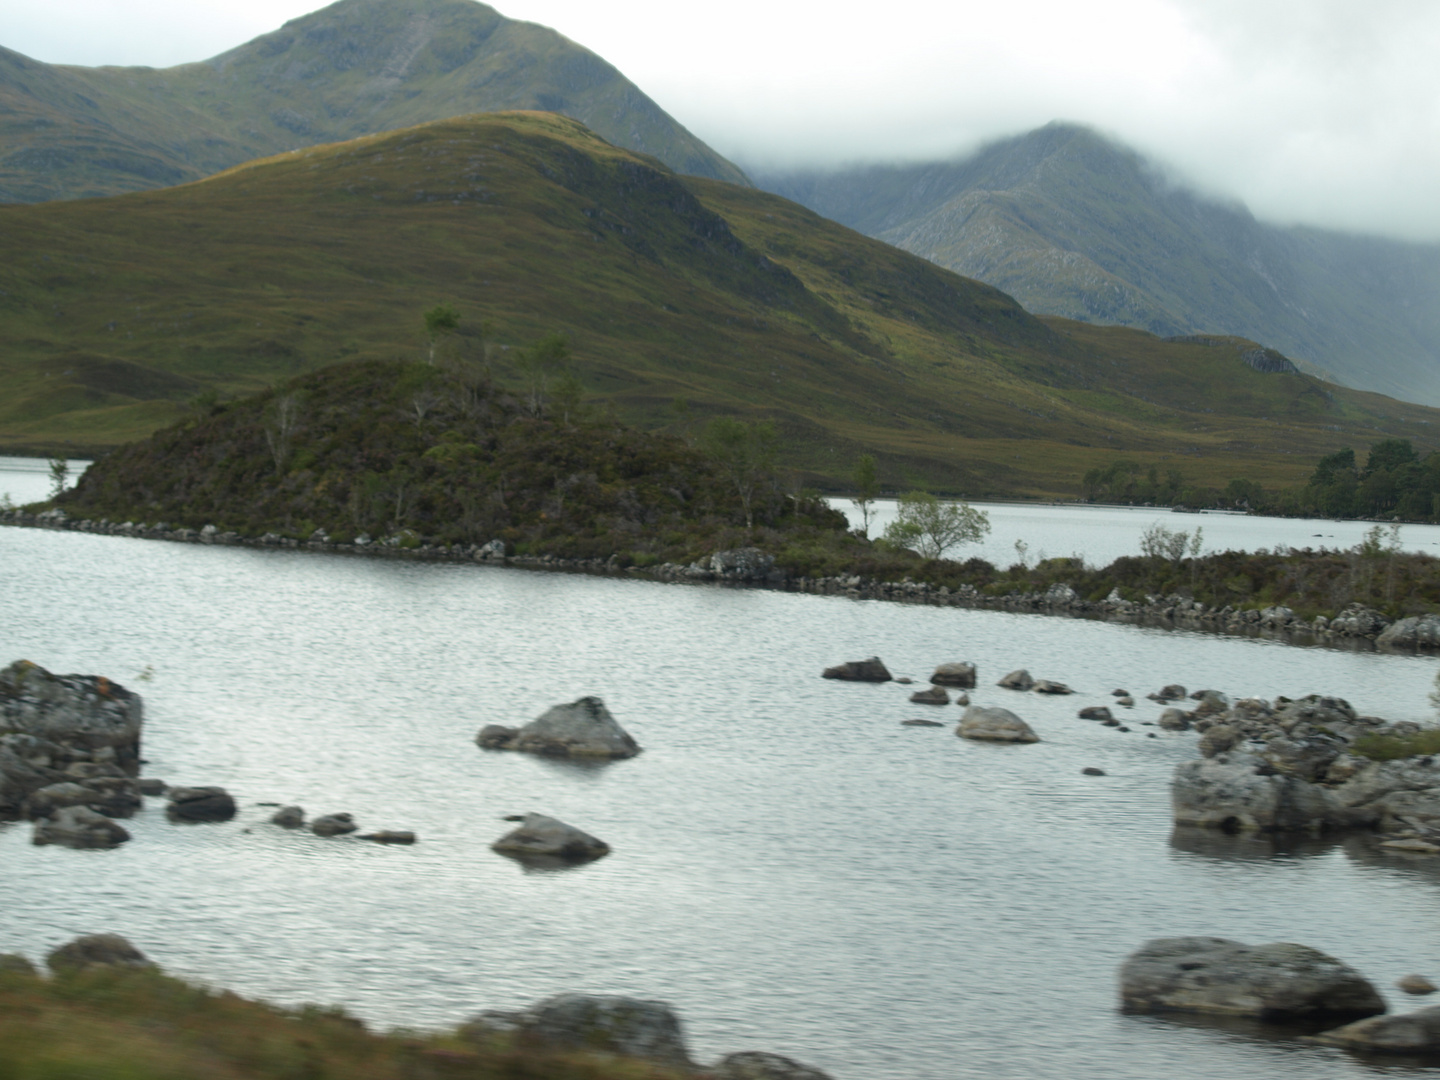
[58,357,846,563]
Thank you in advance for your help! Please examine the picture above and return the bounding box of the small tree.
[47,456,69,499]
[423,305,460,365]
[850,453,880,537]
[882,490,989,559]
[701,417,778,529]
[516,332,569,418]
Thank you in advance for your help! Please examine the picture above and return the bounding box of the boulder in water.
[491,813,609,862]
[166,786,236,823]
[996,669,1034,691]
[1079,707,1113,721]
[1119,937,1385,1020]
[821,657,892,683]
[930,663,976,688]
[1033,679,1073,695]
[908,686,949,705]
[477,697,641,758]
[32,805,130,849]
[957,706,1039,743]
[311,812,358,837]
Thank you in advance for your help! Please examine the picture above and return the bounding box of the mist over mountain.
[756,123,1440,408]
[0,0,746,203]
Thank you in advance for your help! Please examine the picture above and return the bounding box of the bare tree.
[263,392,302,475]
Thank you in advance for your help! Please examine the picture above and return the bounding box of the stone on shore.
[996,669,1034,691]
[46,934,153,973]
[467,995,690,1065]
[1119,937,1386,1020]
[491,813,610,862]
[166,786,237,823]
[930,663,977,688]
[33,805,131,849]
[1312,1006,1440,1053]
[909,686,950,705]
[957,706,1039,743]
[476,697,641,758]
[714,1051,836,1079]
[821,657,892,683]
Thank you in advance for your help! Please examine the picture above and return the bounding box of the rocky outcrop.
[491,813,609,862]
[166,786,236,823]
[1313,1007,1440,1053]
[477,697,641,758]
[930,663,976,688]
[1172,754,1342,833]
[957,706,1039,743]
[464,995,690,1065]
[714,1052,835,1079]
[1119,937,1385,1020]
[908,686,949,705]
[996,669,1034,691]
[820,657,892,683]
[0,661,144,819]
[32,805,131,848]
[46,934,153,973]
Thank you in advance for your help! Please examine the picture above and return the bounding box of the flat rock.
[1313,1006,1440,1053]
[46,934,153,973]
[908,686,949,705]
[491,813,609,862]
[32,805,130,849]
[477,696,641,758]
[996,669,1034,691]
[1120,937,1385,1020]
[166,786,236,822]
[957,706,1039,744]
[358,830,416,844]
[930,662,976,688]
[714,1051,835,1079]
[821,657,892,683]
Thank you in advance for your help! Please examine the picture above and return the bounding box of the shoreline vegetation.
[9,355,1440,651]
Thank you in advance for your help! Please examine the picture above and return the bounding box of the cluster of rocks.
[13,509,1440,652]
[267,805,415,843]
[459,992,833,1078]
[1121,936,1440,1054]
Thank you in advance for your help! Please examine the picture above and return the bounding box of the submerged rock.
[492,813,609,862]
[46,934,153,973]
[32,805,130,849]
[901,719,945,727]
[714,1051,835,1079]
[358,830,416,844]
[477,696,640,758]
[957,706,1039,744]
[1313,1006,1440,1053]
[821,657,892,683]
[1119,937,1385,1020]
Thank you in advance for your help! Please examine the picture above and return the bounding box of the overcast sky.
[8,0,1440,241]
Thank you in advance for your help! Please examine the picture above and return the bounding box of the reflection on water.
[1170,827,1346,863]
[4,505,1440,1080]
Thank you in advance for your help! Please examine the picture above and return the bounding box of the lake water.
[5,464,1440,1078]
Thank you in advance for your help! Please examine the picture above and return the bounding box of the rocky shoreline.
[7,506,1439,652]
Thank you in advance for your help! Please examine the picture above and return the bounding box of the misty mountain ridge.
[0,0,746,203]
[756,122,1440,407]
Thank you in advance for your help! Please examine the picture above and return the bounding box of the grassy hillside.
[2,111,1438,497]
[758,122,1440,408]
[0,0,746,202]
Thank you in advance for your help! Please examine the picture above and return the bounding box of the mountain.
[0,0,746,202]
[1,111,1436,498]
[755,123,1440,407]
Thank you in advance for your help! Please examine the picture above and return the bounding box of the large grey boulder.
[714,1051,835,1079]
[491,813,609,862]
[930,662,976,688]
[957,706,1039,744]
[1330,758,1440,830]
[1378,615,1440,649]
[477,697,641,758]
[32,805,131,849]
[0,661,142,773]
[1119,937,1386,1020]
[821,657,892,683]
[1171,753,1341,833]
[1314,1007,1440,1052]
[166,786,236,822]
[483,994,691,1065]
[46,934,153,973]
